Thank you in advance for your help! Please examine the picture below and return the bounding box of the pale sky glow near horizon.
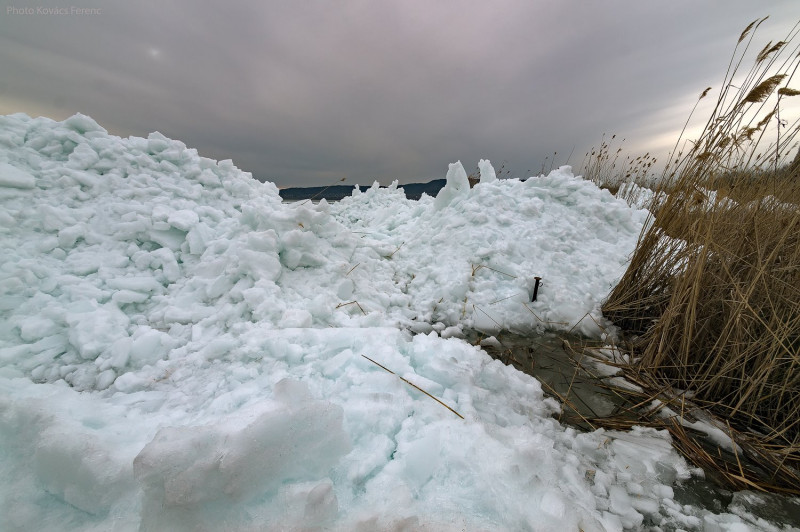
[1,1,799,187]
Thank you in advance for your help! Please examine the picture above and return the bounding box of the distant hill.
[279,179,447,202]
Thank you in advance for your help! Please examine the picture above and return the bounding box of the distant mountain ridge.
[278,179,447,201]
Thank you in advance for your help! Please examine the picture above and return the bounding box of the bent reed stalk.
[601,18,800,492]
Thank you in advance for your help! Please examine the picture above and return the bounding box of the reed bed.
[579,134,660,197]
[599,18,800,493]
[573,346,800,496]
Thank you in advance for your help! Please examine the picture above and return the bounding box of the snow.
[652,400,744,456]
[433,160,471,210]
[478,158,497,183]
[0,113,797,531]
[0,161,35,189]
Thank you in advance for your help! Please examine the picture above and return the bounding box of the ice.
[478,158,497,183]
[0,161,36,188]
[433,160,470,210]
[652,400,745,455]
[167,209,199,231]
[0,113,795,531]
[62,113,107,135]
[279,309,314,328]
[128,327,174,366]
[134,381,351,531]
[0,378,144,525]
[65,303,129,361]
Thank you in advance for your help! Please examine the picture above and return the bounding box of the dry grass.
[600,18,800,493]
[362,355,464,419]
[579,134,660,199]
[572,345,800,495]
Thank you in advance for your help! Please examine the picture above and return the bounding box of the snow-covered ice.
[1,113,797,531]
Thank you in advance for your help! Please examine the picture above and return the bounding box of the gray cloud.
[1,0,798,186]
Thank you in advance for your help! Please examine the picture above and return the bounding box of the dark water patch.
[473,331,628,428]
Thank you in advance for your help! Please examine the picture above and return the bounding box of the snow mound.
[333,163,650,337]
[1,113,789,531]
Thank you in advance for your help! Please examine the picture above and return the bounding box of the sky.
[1,1,799,187]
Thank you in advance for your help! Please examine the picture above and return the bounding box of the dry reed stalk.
[576,355,800,494]
[335,300,366,315]
[361,355,464,419]
[473,304,503,329]
[521,302,569,327]
[298,177,347,205]
[386,242,405,259]
[601,18,800,493]
[579,134,660,198]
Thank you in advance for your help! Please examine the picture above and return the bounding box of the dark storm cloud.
[1,0,798,186]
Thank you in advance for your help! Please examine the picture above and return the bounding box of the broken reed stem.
[470,264,517,278]
[567,311,593,335]
[489,294,519,305]
[335,300,366,315]
[563,350,586,419]
[521,302,569,326]
[361,355,464,419]
[728,419,746,480]
[473,304,502,329]
[539,378,597,431]
[298,177,347,205]
[344,263,360,276]
[387,241,405,258]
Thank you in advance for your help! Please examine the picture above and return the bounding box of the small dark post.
[532,276,542,302]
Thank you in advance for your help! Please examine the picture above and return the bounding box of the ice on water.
[0,113,793,530]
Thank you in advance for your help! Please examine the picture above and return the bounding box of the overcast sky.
[2,1,798,187]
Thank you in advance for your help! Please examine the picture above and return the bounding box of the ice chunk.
[57,224,84,248]
[279,230,326,269]
[246,230,279,252]
[608,485,643,528]
[304,480,338,525]
[538,489,567,519]
[0,208,14,226]
[146,132,171,154]
[0,382,137,520]
[237,249,282,282]
[105,276,162,293]
[151,248,180,283]
[39,203,76,232]
[478,158,497,183]
[128,327,173,366]
[109,336,132,368]
[33,427,132,515]
[197,335,237,360]
[66,143,100,171]
[0,162,35,189]
[65,303,130,361]
[63,113,106,134]
[185,222,214,255]
[434,161,470,210]
[167,209,199,231]
[479,336,502,349]
[336,279,354,300]
[17,316,60,342]
[133,384,351,530]
[279,309,313,328]
[149,228,187,251]
[95,369,116,390]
